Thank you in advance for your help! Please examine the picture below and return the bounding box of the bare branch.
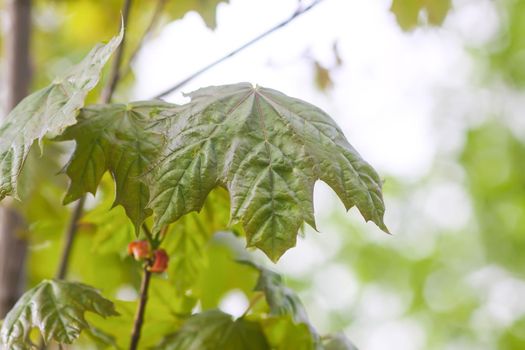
[122,0,168,79]
[100,0,134,104]
[55,0,134,282]
[129,266,152,350]
[151,0,325,99]
[55,196,85,279]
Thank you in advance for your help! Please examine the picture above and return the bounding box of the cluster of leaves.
[0,32,387,262]
[154,262,357,350]
[0,18,387,348]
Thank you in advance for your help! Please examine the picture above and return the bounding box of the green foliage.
[148,83,387,261]
[260,315,316,350]
[390,0,451,30]
[244,261,357,350]
[0,280,118,349]
[163,187,234,295]
[461,122,525,274]
[155,310,269,350]
[59,101,171,230]
[489,0,525,87]
[167,0,229,29]
[245,260,309,323]
[0,28,123,200]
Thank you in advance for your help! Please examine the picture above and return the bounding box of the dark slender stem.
[56,196,85,279]
[151,0,325,99]
[129,266,152,350]
[121,0,167,79]
[100,0,134,103]
[54,0,133,283]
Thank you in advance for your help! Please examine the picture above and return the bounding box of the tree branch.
[121,0,168,79]
[54,0,133,281]
[100,0,134,103]
[55,196,85,279]
[129,266,152,350]
[0,0,32,319]
[151,0,325,99]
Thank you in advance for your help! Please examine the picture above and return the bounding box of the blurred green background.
[3,0,525,349]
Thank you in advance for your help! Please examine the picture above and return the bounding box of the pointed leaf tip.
[0,28,124,202]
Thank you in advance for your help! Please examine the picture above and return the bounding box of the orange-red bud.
[127,240,151,261]
[149,249,169,273]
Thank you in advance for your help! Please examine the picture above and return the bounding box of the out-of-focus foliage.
[489,0,525,87]
[163,187,236,295]
[154,310,270,350]
[462,123,525,275]
[390,0,452,30]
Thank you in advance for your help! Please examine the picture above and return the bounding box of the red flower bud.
[127,240,151,261]
[149,249,169,273]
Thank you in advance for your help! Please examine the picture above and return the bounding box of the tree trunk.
[0,0,32,318]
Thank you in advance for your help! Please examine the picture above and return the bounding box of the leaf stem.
[241,292,264,318]
[151,0,325,99]
[56,195,85,279]
[129,265,152,350]
[141,222,154,243]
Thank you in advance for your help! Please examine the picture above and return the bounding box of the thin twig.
[121,0,168,79]
[100,0,134,103]
[55,196,85,279]
[241,292,264,318]
[151,0,325,99]
[129,266,152,350]
[54,0,133,283]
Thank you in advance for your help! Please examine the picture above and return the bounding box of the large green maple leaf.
[149,83,388,261]
[0,280,118,349]
[0,28,123,200]
[59,101,172,229]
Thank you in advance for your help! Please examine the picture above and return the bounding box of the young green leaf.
[59,101,173,230]
[154,309,269,350]
[0,27,123,201]
[242,261,309,323]
[0,280,118,349]
[244,262,358,350]
[149,82,388,261]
